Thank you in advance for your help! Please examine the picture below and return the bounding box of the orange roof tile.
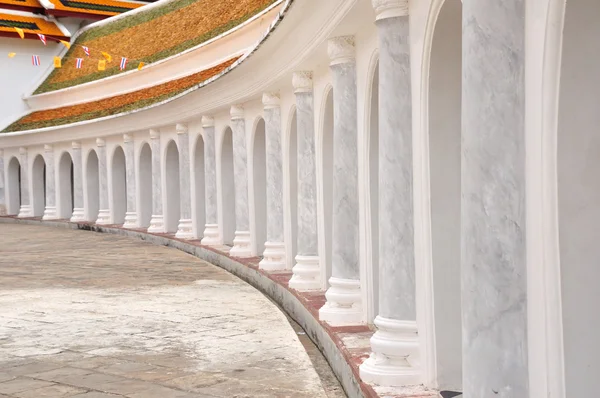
[44,0,143,19]
[0,0,43,12]
[0,11,69,40]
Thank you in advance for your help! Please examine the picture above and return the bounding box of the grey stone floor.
[0,224,345,398]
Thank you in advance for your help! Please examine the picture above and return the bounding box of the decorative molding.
[292,71,314,93]
[0,149,3,156]
[262,92,281,109]
[230,104,245,120]
[176,123,188,135]
[372,0,409,21]
[19,147,27,155]
[44,144,53,152]
[123,134,133,143]
[201,115,215,128]
[71,141,81,149]
[149,129,160,139]
[96,138,105,147]
[327,36,356,66]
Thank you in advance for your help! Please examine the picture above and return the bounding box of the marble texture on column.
[17,147,32,218]
[42,145,58,220]
[319,36,362,326]
[0,149,5,215]
[70,142,85,222]
[176,124,194,239]
[359,7,420,386]
[289,71,321,291]
[123,134,138,228]
[259,92,286,270]
[95,138,110,224]
[229,104,252,257]
[201,116,220,245]
[148,129,165,232]
[461,0,528,396]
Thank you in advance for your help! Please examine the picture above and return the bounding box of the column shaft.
[42,145,57,220]
[176,125,193,239]
[259,93,286,270]
[148,130,165,232]
[71,142,85,221]
[289,72,321,290]
[17,148,31,218]
[123,135,138,228]
[96,139,110,224]
[462,0,528,395]
[0,150,5,215]
[201,116,219,245]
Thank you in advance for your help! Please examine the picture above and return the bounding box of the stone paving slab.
[0,224,345,398]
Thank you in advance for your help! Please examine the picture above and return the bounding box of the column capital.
[19,147,27,155]
[44,144,53,152]
[96,138,105,147]
[372,0,408,20]
[149,129,160,139]
[123,133,133,143]
[201,115,214,128]
[328,36,355,66]
[262,92,280,109]
[230,104,244,120]
[0,149,4,156]
[71,141,81,149]
[292,71,313,93]
[176,123,188,135]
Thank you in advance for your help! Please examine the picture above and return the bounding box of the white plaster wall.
[31,154,45,217]
[163,138,180,233]
[110,145,127,225]
[136,141,153,228]
[367,61,379,322]
[284,105,298,270]
[192,133,206,239]
[250,117,267,255]
[84,148,99,221]
[58,150,73,219]
[218,124,236,245]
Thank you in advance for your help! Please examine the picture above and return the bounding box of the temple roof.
[0,0,44,13]
[41,0,145,20]
[0,9,70,40]
[33,0,277,94]
[3,56,240,132]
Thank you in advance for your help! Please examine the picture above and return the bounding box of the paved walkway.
[0,224,343,398]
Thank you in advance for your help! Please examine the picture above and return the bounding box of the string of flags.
[7,27,145,72]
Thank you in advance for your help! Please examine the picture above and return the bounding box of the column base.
[122,211,138,229]
[17,205,32,218]
[289,255,321,291]
[201,224,220,246]
[175,218,194,239]
[95,209,111,225]
[42,206,58,220]
[70,208,85,222]
[359,317,421,387]
[0,204,6,216]
[147,214,165,233]
[259,241,286,271]
[229,230,252,258]
[319,277,363,325]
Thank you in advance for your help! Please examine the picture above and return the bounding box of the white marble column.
[175,123,194,239]
[70,141,85,222]
[95,138,110,224]
[17,147,32,218]
[319,36,362,325]
[229,104,252,257]
[201,116,220,245]
[259,92,286,270]
[123,134,138,228]
[359,1,420,386]
[461,0,528,396]
[289,71,321,290]
[42,144,58,220]
[0,149,5,216]
[148,129,165,233]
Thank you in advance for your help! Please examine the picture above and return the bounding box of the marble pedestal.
[359,317,420,386]
[147,215,165,233]
[17,205,33,218]
[42,206,58,220]
[259,242,286,270]
[318,277,362,325]
[96,209,111,225]
[70,208,85,222]
[0,205,6,216]
[175,218,194,239]
[230,230,252,257]
[289,255,321,291]
[123,212,138,229]
[201,224,220,246]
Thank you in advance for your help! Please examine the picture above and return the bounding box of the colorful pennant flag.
[98,59,106,71]
[37,34,47,45]
[101,51,112,62]
[137,62,144,71]
[82,46,90,57]
[32,55,40,66]
[7,52,16,58]
[75,58,83,69]
[53,56,61,68]
[60,40,71,49]
[119,57,128,70]
[14,27,24,39]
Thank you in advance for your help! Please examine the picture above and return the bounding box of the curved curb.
[0,217,367,398]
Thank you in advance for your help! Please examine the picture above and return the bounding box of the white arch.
[192,134,206,239]
[284,104,298,270]
[136,141,153,228]
[31,154,46,217]
[218,126,236,245]
[249,116,267,256]
[58,151,74,219]
[163,140,180,233]
[85,149,100,222]
[6,157,20,215]
[110,145,127,225]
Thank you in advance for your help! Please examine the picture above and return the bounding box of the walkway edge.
[0,217,366,398]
